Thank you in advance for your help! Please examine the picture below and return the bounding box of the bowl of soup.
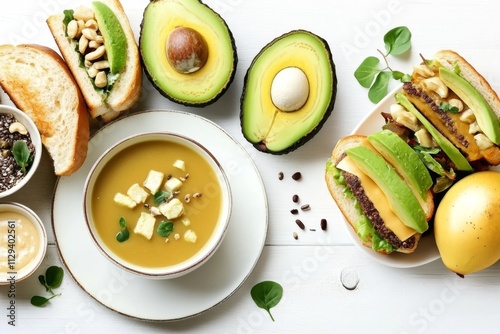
[83,132,232,279]
[0,202,47,284]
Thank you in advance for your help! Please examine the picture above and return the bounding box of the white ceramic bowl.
[0,105,42,199]
[83,132,232,279]
[0,202,47,284]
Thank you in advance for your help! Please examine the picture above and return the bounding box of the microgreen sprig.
[354,26,412,103]
[12,140,32,174]
[31,266,64,307]
[116,216,130,242]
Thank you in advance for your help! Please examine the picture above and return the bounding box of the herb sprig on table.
[250,281,283,321]
[31,266,64,307]
[354,26,412,103]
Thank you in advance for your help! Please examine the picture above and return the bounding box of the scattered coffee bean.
[300,204,310,211]
[293,231,298,240]
[292,194,299,203]
[320,219,327,231]
[291,172,302,180]
[278,171,284,180]
[290,209,299,215]
[295,219,305,230]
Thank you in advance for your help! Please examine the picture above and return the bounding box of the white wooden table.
[2,0,500,333]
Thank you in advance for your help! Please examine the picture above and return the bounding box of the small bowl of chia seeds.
[0,105,42,198]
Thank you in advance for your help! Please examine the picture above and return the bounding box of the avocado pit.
[271,66,309,112]
[166,26,209,74]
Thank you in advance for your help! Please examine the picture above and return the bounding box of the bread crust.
[46,0,142,122]
[326,135,423,255]
[0,44,89,176]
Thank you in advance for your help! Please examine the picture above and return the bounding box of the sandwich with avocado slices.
[385,50,500,187]
[325,130,434,254]
[47,0,142,123]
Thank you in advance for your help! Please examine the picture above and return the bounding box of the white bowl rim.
[83,131,232,278]
[0,104,42,198]
[0,201,47,284]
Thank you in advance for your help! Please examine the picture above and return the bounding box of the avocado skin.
[240,29,337,155]
[139,0,238,107]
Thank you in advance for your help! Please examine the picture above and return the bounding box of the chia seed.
[0,113,35,193]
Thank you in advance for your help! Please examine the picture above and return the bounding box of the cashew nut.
[421,77,449,99]
[8,122,28,135]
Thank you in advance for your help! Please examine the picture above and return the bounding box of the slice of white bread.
[434,50,500,119]
[0,44,90,176]
[46,0,142,122]
[325,135,423,254]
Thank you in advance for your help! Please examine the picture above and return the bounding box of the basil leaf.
[153,190,171,205]
[250,281,283,322]
[384,26,411,55]
[30,296,50,307]
[12,140,30,174]
[368,71,391,103]
[157,221,174,237]
[45,266,64,289]
[119,217,127,230]
[354,56,380,88]
[116,229,130,242]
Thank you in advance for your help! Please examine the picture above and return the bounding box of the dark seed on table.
[292,194,299,203]
[321,219,327,231]
[292,172,302,180]
[295,219,305,230]
[290,209,299,215]
[278,171,284,180]
[300,204,310,211]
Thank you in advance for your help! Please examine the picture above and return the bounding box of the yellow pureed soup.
[91,139,223,268]
[0,212,40,273]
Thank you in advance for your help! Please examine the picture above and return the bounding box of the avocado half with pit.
[240,30,337,154]
[140,0,237,106]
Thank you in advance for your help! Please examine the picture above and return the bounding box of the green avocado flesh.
[345,145,428,233]
[326,160,395,254]
[368,130,432,201]
[92,1,127,74]
[140,0,237,106]
[439,67,500,144]
[240,30,337,154]
[395,93,473,171]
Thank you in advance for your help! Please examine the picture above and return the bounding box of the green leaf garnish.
[354,56,380,88]
[119,216,127,229]
[116,216,129,242]
[440,102,459,113]
[12,140,31,174]
[354,26,412,103]
[384,26,412,55]
[153,190,171,205]
[157,221,174,237]
[31,266,64,307]
[116,229,130,242]
[250,281,283,322]
[368,71,392,103]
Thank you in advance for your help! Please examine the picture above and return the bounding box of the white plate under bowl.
[52,110,268,321]
[345,85,440,268]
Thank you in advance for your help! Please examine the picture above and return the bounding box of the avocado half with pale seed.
[140,0,237,107]
[240,29,337,154]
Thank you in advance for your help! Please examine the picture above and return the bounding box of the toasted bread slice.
[46,0,142,122]
[326,135,427,254]
[0,44,89,176]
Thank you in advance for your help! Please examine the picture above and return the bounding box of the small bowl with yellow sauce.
[83,132,232,279]
[0,202,47,284]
